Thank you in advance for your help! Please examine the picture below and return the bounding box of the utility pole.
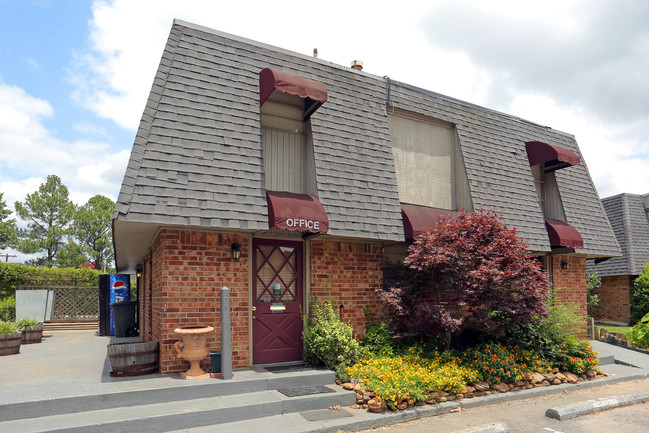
[1,253,17,262]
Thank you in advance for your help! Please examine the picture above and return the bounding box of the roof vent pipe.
[351,60,363,70]
[313,48,318,58]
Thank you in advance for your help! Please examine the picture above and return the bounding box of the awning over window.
[259,68,328,120]
[266,190,329,234]
[525,141,581,172]
[401,204,458,240]
[545,218,584,249]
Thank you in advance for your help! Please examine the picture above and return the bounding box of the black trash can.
[110,301,138,337]
[210,350,221,374]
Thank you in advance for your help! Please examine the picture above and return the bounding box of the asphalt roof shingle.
[114,19,620,256]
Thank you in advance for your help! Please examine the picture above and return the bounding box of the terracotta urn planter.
[174,325,214,379]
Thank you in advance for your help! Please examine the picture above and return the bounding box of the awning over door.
[545,218,584,249]
[259,68,328,120]
[525,141,581,171]
[401,204,458,240]
[266,190,329,234]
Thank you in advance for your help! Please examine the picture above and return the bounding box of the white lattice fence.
[19,285,98,321]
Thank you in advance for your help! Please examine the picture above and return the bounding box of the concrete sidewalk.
[1,331,648,432]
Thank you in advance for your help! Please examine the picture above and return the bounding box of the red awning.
[525,141,581,171]
[545,218,584,249]
[401,204,458,240]
[266,190,329,234]
[259,68,328,120]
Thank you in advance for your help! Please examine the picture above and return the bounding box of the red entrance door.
[252,239,303,364]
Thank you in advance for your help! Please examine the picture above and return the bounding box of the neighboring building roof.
[588,193,649,276]
[113,19,621,271]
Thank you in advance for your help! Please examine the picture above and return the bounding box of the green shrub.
[0,320,19,334]
[0,296,15,321]
[0,262,101,298]
[303,299,361,372]
[631,264,649,324]
[362,322,396,356]
[497,297,598,375]
[549,336,598,374]
[628,312,649,348]
[17,317,41,328]
[461,343,549,383]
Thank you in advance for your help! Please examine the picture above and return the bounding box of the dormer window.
[259,68,327,195]
[526,140,583,249]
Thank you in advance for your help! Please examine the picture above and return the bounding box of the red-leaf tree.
[379,208,549,341]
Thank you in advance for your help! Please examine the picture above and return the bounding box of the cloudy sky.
[1,0,648,259]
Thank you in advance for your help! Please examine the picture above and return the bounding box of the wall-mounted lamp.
[561,261,570,270]
[136,264,143,278]
[231,242,241,260]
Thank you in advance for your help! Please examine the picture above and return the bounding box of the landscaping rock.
[368,399,387,413]
[356,392,364,404]
[552,379,562,385]
[515,380,525,387]
[493,383,509,393]
[555,372,567,382]
[353,383,364,393]
[586,370,597,378]
[564,372,579,384]
[530,372,545,384]
[462,385,476,394]
[473,381,490,392]
[343,382,355,390]
[543,372,556,382]
[397,400,408,410]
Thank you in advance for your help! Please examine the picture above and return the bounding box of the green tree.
[56,240,87,269]
[0,193,17,250]
[586,272,602,316]
[631,264,649,324]
[73,195,115,271]
[14,175,76,267]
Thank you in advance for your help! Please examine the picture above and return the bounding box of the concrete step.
[0,385,355,433]
[0,368,348,432]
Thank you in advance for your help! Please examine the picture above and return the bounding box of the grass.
[599,325,631,335]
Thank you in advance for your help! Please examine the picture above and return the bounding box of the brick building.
[588,193,649,324]
[113,20,620,374]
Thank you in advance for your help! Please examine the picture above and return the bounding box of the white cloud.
[0,82,129,205]
[65,0,649,198]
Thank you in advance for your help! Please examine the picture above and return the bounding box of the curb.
[301,372,649,433]
[545,391,649,420]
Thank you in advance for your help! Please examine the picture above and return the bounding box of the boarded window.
[388,110,468,210]
[261,92,316,194]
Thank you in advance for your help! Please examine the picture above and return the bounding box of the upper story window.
[259,69,327,195]
[525,141,580,220]
[388,108,471,211]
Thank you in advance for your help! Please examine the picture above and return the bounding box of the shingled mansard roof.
[113,19,620,271]
[588,193,649,277]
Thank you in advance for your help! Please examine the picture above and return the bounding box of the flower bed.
[343,342,602,412]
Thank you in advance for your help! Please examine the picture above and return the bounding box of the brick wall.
[139,229,250,374]
[309,240,386,338]
[551,255,587,337]
[591,275,632,324]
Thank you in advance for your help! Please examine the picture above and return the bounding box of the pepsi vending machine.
[98,274,130,336]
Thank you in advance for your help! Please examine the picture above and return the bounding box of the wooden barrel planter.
[21,325,43,344]
[108,341,159,377]
[0,332,21,356]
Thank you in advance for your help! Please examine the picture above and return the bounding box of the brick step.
[0,370,353,433]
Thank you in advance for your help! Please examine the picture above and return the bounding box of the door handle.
[251,306,257,312]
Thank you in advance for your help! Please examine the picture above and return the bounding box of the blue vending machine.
[98,274,130,336]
